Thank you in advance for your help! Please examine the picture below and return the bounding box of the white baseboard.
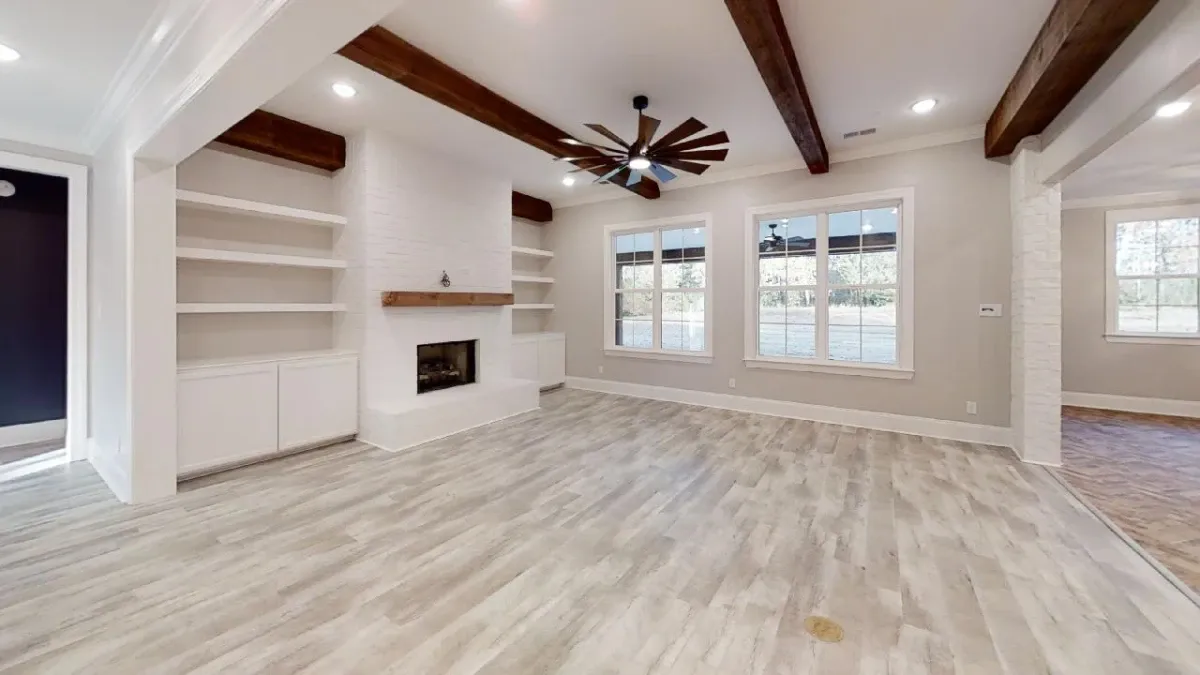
[566,377,1012,447]
[0,419,66,449]
[88,438,132,504]
[1063,392,1200,419]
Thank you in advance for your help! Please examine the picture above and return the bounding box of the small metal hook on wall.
[440,271,452,288]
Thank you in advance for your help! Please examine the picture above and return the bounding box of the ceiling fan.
[762,223,785,251]
[559,95,729,187]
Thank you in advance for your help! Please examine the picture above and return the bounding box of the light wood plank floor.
[2,390,1199,674]
[1061,406,1200,592]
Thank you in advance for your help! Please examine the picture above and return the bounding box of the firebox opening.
[417,340,477,394]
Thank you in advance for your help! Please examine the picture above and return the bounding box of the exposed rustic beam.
[339,26,660,200]
[216,110,346,172]
[985,0,1160,158]
[512,191,553,223]
[724,0,829,174]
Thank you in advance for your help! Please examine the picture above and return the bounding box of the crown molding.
[1061,188,1200,210]
[551,125,985,210]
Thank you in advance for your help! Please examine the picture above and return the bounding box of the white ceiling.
[1063,82,1200,202]
[0,0,164,152]
[266,0,1054,204]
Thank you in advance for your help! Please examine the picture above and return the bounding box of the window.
[604,214,712,361]
[745,189,914,378]
[1106,205,1200,343]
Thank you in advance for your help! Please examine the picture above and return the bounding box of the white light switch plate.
[979,303,1003,317]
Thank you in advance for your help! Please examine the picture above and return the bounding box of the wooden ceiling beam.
[724,0,829,174]
[512,191,553,223]
[338,25,659,200]
[216,110,347,172]
[985,0,1160,158]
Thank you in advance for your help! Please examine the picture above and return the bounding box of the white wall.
[1063,205,1200,400]
[549,140,1013,426]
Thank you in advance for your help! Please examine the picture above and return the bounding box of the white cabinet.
[538,334,566,388]
[178,363,279,476]
[177,351,358,478]
[279,356,358,450]
[512,333,565,389]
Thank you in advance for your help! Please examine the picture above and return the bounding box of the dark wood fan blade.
[569,160,622,173]
[649,117,707,152]
[655,157,713,175]
[560,138,626,155]
[661,130,729,153]
[556,152,618,162]
[584,124,631,150]
[662,148,728,162]
[648,163,677,183]
[634,115,661,153]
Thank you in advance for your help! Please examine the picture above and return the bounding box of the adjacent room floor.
[2,390,1199,673]
[1060,406,1200,593]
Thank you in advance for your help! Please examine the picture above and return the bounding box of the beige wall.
[1062,206,1200,400]
[547,140,1013,425]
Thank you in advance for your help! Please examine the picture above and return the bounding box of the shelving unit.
[512,274,555,284]
[511,246,554,259]
[511,218,563,389]
[177,247,347,269]
[177,303,347,314]
[176,189,347,226]
[513,303,555,310]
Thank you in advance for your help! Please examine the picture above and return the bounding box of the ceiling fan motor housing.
[633,95,650,111]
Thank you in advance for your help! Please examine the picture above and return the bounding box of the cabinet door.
[538,335,566,387]
[511,338,540,382]
[178,363,278,476]
[278,356,358,450]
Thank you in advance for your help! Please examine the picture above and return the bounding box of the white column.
[1010,140,1062,466]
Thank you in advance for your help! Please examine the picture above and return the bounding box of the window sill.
[744,357,914,379]
[605,347,713,364]
[1105,333,1200,345]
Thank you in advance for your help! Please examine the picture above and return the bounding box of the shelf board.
[177,247,347,269]
[511,274,555,284]
[511,246,553,258]
[512,304,554,310]
[381,291,513,308]
[178,349,357,371]
[177,303,347,314]
[176,190,347,226]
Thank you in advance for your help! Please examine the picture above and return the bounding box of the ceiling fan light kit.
[558,95,730,187]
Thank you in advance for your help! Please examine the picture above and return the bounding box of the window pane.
[634,232,654,261]
[829,289,862,362]
[618,263,653,289]
[759,291,787,357]
[862,289,897,365]
[759,323,785,357]
[829,251,861,285]
[1158,245,1199,275]
[1157,218,1199,249]
[683,227,706,255]
[1115,221,1156,275]
[1117,279,1156,333]
[663,292,705,352]
[787,253,817,286]
[1158,278,1198,333]
[829,210,863,245]
[759,290,786,324]
[662,261,705,289]
[861,250,897,285]
[664,226,706,261]
[615,292,653,349]
[760,256,787,286]
[785,290,816,358]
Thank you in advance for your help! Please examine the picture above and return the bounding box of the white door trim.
[0,151,89,463]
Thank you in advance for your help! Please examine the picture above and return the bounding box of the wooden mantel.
[381,291,515,307]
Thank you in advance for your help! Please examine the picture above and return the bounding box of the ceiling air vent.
[843,127,877,139]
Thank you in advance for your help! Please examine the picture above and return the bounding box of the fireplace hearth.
[417,340,477,394]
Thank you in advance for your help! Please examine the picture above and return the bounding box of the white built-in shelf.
[177,303,347,314]
[176,190,347,227]
[511,246,554,258]
[177,247,347,269]
[512,274,555,284]
[512,304,555,310]
[178,349,357,371]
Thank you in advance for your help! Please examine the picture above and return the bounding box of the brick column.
[1010,141,1062,465]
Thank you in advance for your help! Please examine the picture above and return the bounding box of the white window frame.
[743,188,915,379]
[1105,204,1200,345]
[603,213,714,363]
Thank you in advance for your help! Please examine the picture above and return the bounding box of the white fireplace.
[335,130,540,451]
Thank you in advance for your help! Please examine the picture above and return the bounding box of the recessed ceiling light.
[562,175,576,186]
[0,43,20,62]
[1156,100,1192,118]
[332,82,357,99]
[628,156,651,171]
[911,99,937,114]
